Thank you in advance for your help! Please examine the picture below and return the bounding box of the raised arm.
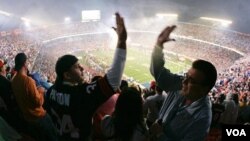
[150,25,182,91]
[106,13,127,91]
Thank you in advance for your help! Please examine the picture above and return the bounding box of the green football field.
[77,47,191,84]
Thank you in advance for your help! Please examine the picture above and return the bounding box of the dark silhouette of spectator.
[0,59,12,116]
[0,59,20,129]
[92,78,129,141]
[143,85,167,128]
[101,86,149,141]
[206,94,225,141]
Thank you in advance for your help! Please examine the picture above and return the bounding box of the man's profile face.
[66,61,84,84]
[181,68,207,100]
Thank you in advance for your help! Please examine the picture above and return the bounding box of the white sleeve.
[106,48,126,91]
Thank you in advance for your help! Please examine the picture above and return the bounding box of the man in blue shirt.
[149,25,217,141]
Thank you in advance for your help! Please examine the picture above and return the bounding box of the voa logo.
[226,129,246,136]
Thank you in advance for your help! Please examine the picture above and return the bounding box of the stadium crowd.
[0,13,250,141]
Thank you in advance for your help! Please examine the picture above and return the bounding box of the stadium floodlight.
[20,17,31,27]
[0,10,12,16]
[156,13,178,18]
[24,21,30,27]
[200,17,232,25]
[64,17,71,23]
[21,17,30,22]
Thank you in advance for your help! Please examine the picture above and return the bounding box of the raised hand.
[112,12,127,45]
[156,25,176,47]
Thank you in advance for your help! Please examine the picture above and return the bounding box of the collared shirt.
[158,92,212,141]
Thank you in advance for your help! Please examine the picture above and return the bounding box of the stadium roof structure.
[0,0,250,34]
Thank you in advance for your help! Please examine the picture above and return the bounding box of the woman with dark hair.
[101,86,149,141]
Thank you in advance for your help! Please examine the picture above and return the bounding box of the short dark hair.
[192,59,217,91]
[120,79,128,90]
[55,54,78,78]
[14,53,27,71]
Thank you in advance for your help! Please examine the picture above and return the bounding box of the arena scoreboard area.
[81,10,101,22]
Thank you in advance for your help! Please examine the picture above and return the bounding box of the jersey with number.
[44,76,114,141]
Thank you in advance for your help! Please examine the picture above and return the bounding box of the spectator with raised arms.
[44,12,127,141]
[149,25,217,141]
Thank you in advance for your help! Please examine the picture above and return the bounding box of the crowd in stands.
[2,19,249,74]
[32,34,111,82]
[176,23,250,53]
[128,20,250,53]
[0,17,250,141]
[206,56,250,141]
[0,34,42,69]
[33,21,110,41]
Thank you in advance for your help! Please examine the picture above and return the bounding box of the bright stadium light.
[221,22,230,27]
[21,17,31,22]
[0,10,12,16]
[156,13,178,18]
[64,17,71,23]
[24,21,30,27]
[20,17,31,28]
[200,17,232,25]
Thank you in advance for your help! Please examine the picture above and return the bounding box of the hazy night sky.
[0,0,249,34]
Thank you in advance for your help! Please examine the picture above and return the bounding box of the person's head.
[14,53,28,72]
[55,54,84,86]
[218,94,225,104]
[6,66,10,72]
[232,93,239,105]
[0,59,7,76]
[120,79,128,91]
[115,86,143,116]
[182,59,217,101]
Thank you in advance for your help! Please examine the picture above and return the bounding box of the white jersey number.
[51,108,79,138]
[86,83,97,94]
